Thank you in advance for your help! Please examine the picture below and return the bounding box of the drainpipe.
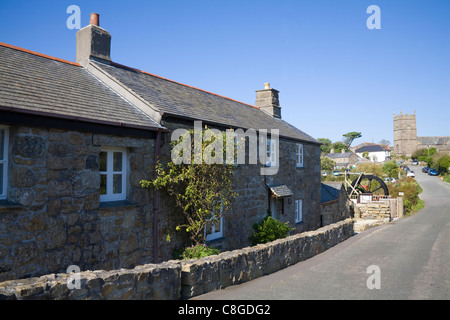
[153,130,162,263]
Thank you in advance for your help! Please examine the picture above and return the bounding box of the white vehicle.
[383,177,396,183]
[407,171,415,178]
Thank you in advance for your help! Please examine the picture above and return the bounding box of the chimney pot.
[90,13,100,26]
[264,83,270,89]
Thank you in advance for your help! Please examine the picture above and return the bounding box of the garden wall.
[0,219,354,300]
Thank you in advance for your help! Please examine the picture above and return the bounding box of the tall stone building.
[393,111,450,156]
[393,111,418,156]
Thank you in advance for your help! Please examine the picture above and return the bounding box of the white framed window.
[0,126,9,200]
[205,205,224,241]
[266,138,277,167]
[295,199,303,223]
[296,143,304,168]
[99,148,127,202]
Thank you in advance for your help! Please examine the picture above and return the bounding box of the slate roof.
[324,152,354,159]
[320,182,343,203]
[355,145,387,153]
[92,61,320,144]
[417,136,450,145]
[0,43,164,131]
[268,184,294,198]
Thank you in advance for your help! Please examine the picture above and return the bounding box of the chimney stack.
[255,83,281,118]
[76,13,111,65]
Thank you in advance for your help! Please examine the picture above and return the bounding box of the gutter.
[0,105,167,133]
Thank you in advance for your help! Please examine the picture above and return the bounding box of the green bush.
[250,215,293,246]
[433,154,450,175]
[175,244,220,260]
[388,177,423,215]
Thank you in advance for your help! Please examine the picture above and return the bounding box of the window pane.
[113,152,123,171]
[100,174,107,195]
[271,142,276,162]
[0,129,4,160]
[113,174,122,194]
[205,222,213,235]
[99,152,107,172]
[213,219,221,233]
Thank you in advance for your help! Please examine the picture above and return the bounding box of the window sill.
[99,200,139,209]
[0,200,23,211]
[206,236,225,244]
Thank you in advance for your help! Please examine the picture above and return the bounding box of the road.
[195,167,450,300]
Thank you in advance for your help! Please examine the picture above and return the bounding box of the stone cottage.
[0,40,168,281]
[324,150,359,169]
[0,14,322,281]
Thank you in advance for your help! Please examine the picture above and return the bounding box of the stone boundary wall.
[0,219,353,300]
[0,261,181,300]
[354,203,391,221]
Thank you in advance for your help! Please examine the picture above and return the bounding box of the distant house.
[324,150,359,169]
[355,144,391,162]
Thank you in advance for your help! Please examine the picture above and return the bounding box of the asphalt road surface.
[195,167,450,300]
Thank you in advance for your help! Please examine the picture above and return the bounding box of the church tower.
[393,111,418,157]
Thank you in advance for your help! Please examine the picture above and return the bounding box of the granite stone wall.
[0,261,180,300]
[354,202,391,221]
[157,120,322,255]
[0,125,156,282]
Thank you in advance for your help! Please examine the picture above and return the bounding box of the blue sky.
[1,0,449,146]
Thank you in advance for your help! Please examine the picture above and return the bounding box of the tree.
[318,138,332,154]
[379,139,390,147]
[382,160,399,179]
[321,156,336,171]
[343,132,362,149]
[140,127,238,246]
[412,147,436,160]
[331,141,347,153]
